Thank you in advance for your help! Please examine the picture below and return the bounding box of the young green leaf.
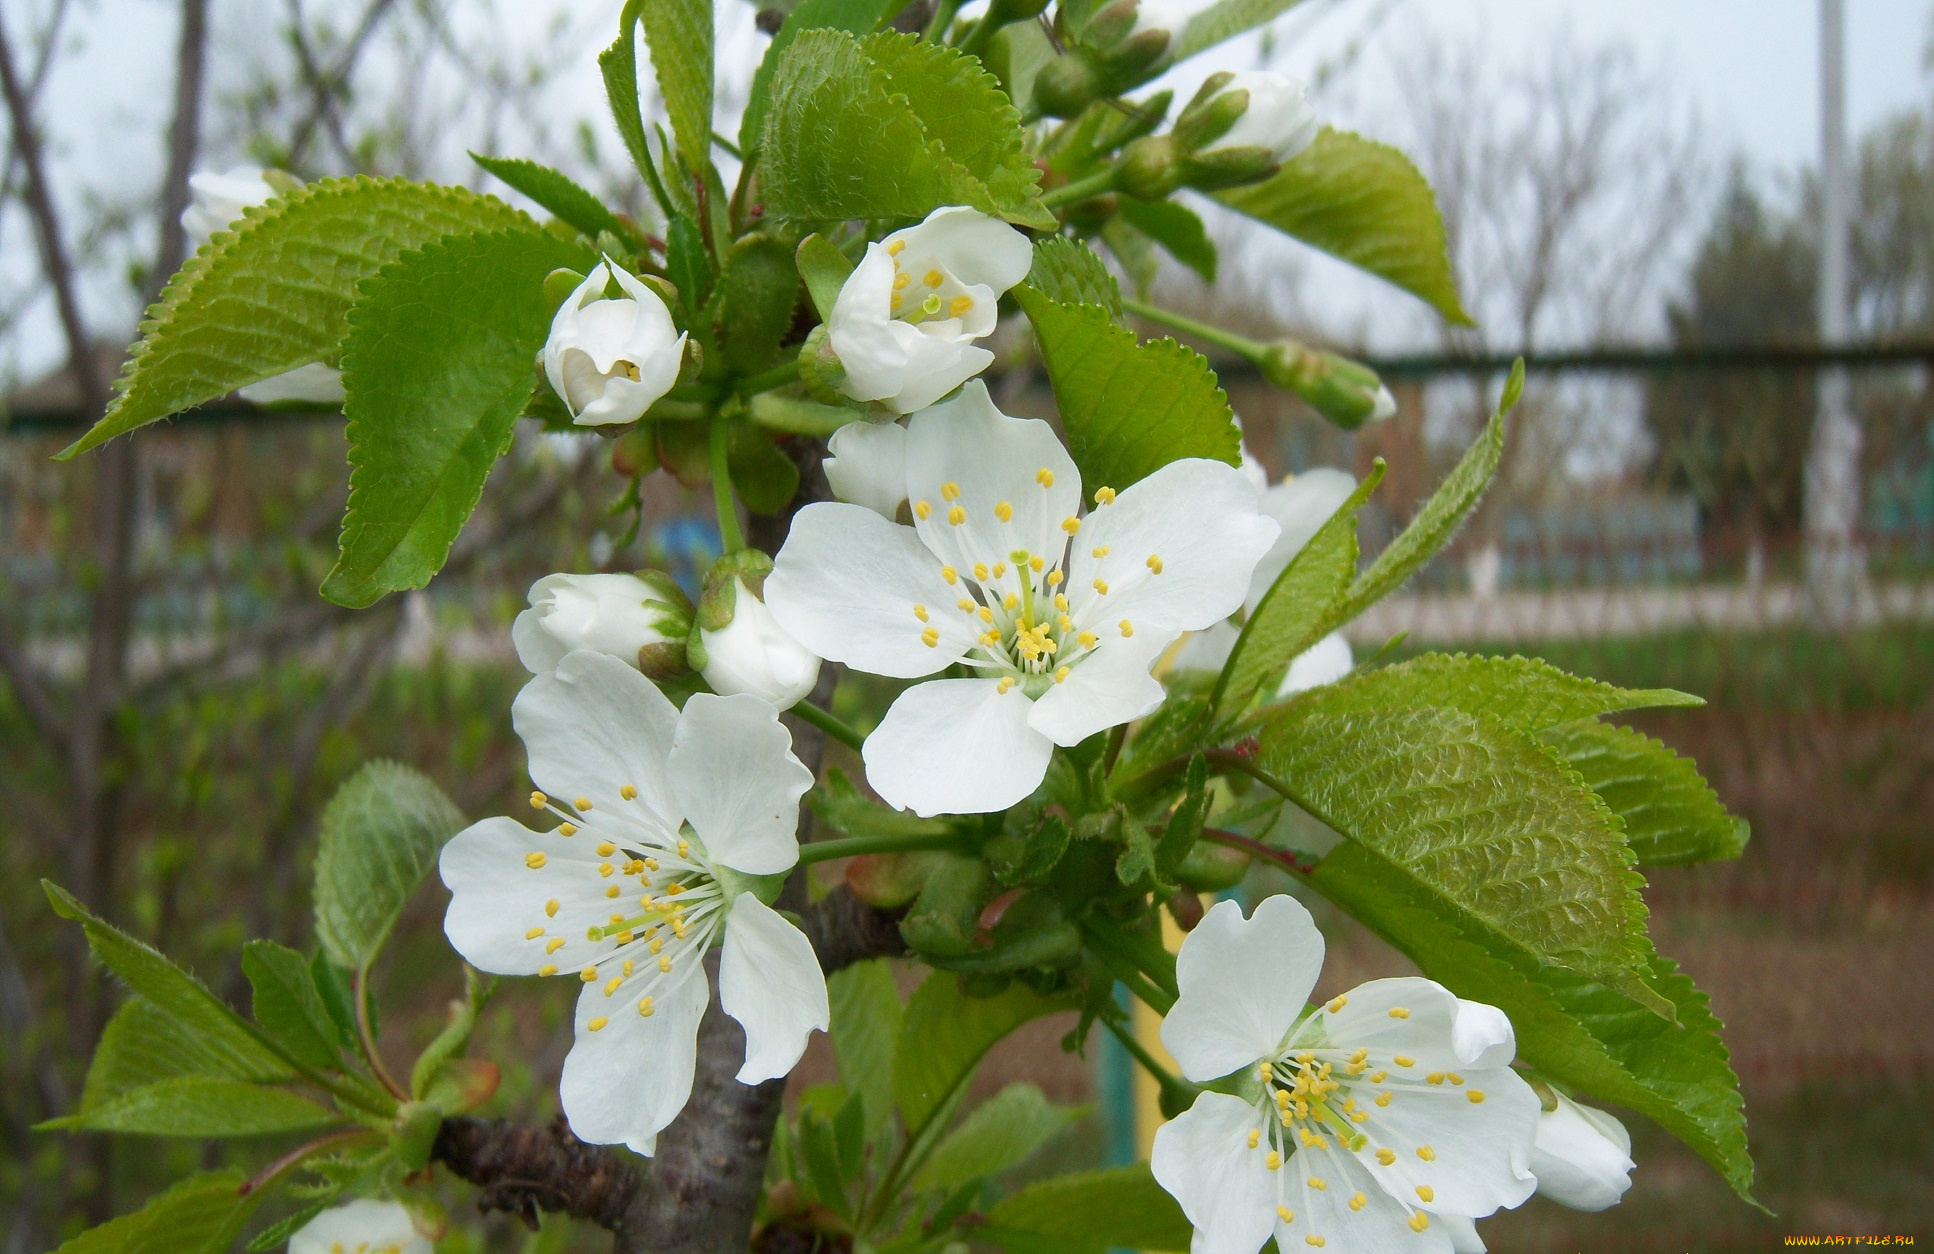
[796,1106,855,1217]
[1171,0,1308,62]
[50,1170,263,1254]
[1309,838,1756,1203]
[1011,287,1240,491]
[810,768,954,840]
[1154,755,1209,875]
[740,0,890,157]
[666,214,711,316]
[828,959,904,1139]
[1216,128,1472,325]
[244,1202,333,1254]
[1544,720,1750,867]
[894,972,1063,1135]
[795,233,855,322]
[599,2,660,197]
[42,882,296,1082]
[978,1163,1192,1254]
[59,177,530,459]
[1286,653,1702,733]
[861,31,1045,217]
[718,233,800,373]
[469,153,631,242]
[323,227,592,607]
[1253,707,1662,1006]
[1118,196,1218,283]
[313,761,465,972]
[1023,236,1123,317]
[40,1076,338,1138]
[242,940,343,1072]
[641,0,715,169]
[914,1082,1083,1191]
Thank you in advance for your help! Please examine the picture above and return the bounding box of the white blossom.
[1529,1091,1635,1211]
[439,651,824,1154]
[1206,71,1320,163]
[765,382,1276,815]
[697,578,822,709]
[826,207,1033,414]
[1151,896,1540,1254]
[822,419,909,520]
[513,572,691,675]
[544,260,686,427]
[289,1199,430,1254]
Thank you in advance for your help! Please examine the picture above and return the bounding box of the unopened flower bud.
[512,571,694,677]
[1197,70,1318,163]
[1261,342,1395,429]
[1530,1089,1635,1211]
[543,258,686,427]
[691,555,821,709]
[291,1200,431,1254]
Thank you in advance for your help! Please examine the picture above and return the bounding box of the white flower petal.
[1173,619,1239,674]
[1150,1092,1279,1254]
[1068,458,1278,634]
[1210,71,1319,162]
[1451,999,1517,1070]
[1025,633,1169,747]
[1354,1068,1540,1219]
[1164,896,1324,1082]
[439,816,624,975]
[1279,632,1353,696]
[669,693,812,876]
[1249,468,1357,611]
[1529,1093,1634,1212]
[289,1199,430,1254]
[1275,1141,1450,1254]
[862,678,1052,816]
[558,961,711,1156]
[766,502,972,678]
[1439,1213,1489,1254]
[719,893,831,1083]
[904,381,1081,585]
[514,651,682,833]
[890,206,1035,293]
[1314,978,1473,1073]
[512,606,568,672]
[824,420,910,519]
[697,580,823,709]
[886,341,992,414]
[514,572,680,675]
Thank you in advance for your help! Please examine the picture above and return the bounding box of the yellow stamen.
[948,505,966,526]
[1093,579,1109,595]
[1328,995,1348,1012]
[921,627,940,648]
[1388,1006,1410,1019]
[1306,1176,1326,1190]
[575,797,592,811]
[997,677,1015,694]
[597,841,616,857]
[638,996,655,1016]
[941,565,957,583]
[546,937,566,954]
[1146,554,1164,574]
[887,239,906,256]
[1054,666,1071,683]
[579,967,597,982]
[539,963,558,977]
[620,784,638,800]
[1094,486,1116,505]
[1120,619,1134,637]
[1061,516,1081,534]
[587,1016,608,1032]
[525,852,548,869]
[1277,1205,1294,1223]
[529,791,547,810]
[1265,1152,1282,1170]
[995,501,1013,522]
[1415,1185,1434,1203]
[915,500,933,519]
[1409,1214,1430,1234]
[1036,467,1055,487]
[949,295,973,317]
[1394,1055,1415,1068]
[1377,1149,1396,1166]
[545,899,560,917]
[526,926,545,940]
[1417,1145,1436,1161]
[559,822,577,837]
[941,481,961,501]
[1348,1192,1367,1212]
[1467,1091,1486,1104]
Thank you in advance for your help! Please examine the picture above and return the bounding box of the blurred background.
[2,1,1930,1250]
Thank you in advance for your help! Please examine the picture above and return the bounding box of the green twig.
[734,360,801,396]
[1081,918,1176,1014]
[352,967,407,1101]
[1121,296,1268,360]
[797,831,970,864]
[1039,166,1119,209]
[1100,1013,1199,1113]
[709,416,745,553]
[791,699,866,752]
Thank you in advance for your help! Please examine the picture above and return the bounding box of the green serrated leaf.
[470,153,629,242]
[52,1170,262,1254]
[1023,237,1122,317]
[760,29,1052,228]
[79,998,289,1119]
[60,177,529,459]
[1115,692,1211,790]
[1544,720,1750,867]
[1217,128,1471,324]
[641,0,715,168]
[1310,838,1756,1203]
[42,1076,338,1138]
[729,424,802,514]
[742,0,891,157]
[1211,466,1379,719]
[828,959,904,1139]
[313,761,465,972]
[666,213,711,316]
[979,1163,1191,1254]
[796,233,855,322]
[1172,0,1309,61]
[42,882,297,1081]
[245,1201,333,1253]
[1012,287,1239,491]
[1254,707,1658,999]
[915,1082,1082,1191]
[811,768,953,840]
[322,227,592,607]
[1100,218,1160,297]
[600,3,658,186]
[1290,653,1702,732]
[718,233,799,373]
[797,1106,854,1216]
[1155,755,1209,874]
[1114,812,1158,886]
[242,940,342,1072]
[1118,196,1217,282]
[894,972,1062,1136]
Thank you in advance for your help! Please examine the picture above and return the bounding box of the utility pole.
[1805,0,1863,621]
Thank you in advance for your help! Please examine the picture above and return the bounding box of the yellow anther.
[1054,666,1071,683]
[893,271,911,291]
[599,863,615,878]
[658,955,672,973]
[559,822,578,837]
[575,797,592,811]
[539,963,558,977]
[1447,1072,1465,1085]
[941,565,958,584]
[941,481,962,501]
[1467,1090,1486,1104]
[997,677,1015,694]
[1061,516,1081,534]
[948,295,974,317]
[526,926,546,940]
[1394,1055,1415,1068]
[621,959,634,977]
[666,880,685,894]
[587,1016,608,1032]
[677,839,689,858]
[616,930,632,944]
[620,784,638,801]
[993,562,1007,577]
[958,598,976,611]
[915,500,932,519]
[887,239,906,256]
[1348,1192,1367,1212]
[1375,1091,1392,1107]
[597,841,617,857]
[546,937,567,954]
[974,562,990,580]
[1054,593,1069,611]
[644,857,658,871]
[1328,995,1349,1012]
[1377,1148,1396,1166]
[1351,1109,1370,1123]
[1036,467,1055,487]
[545,899,560,917]
[995,501,1013,522]
[1092,578,1110,595]
[638,995,655,1016]
[525,852,548,870]
[1046,570,1064,586]
[1265,1152,1282,1170]
[1119,619,1134,637]
[1388,1006,1411,1019]
[980,631,1001,646]
[1093,486,1117,505]
[1275,1089,1292,1107]
[1306,1238,1326,1249]
[948,505,966,525]
[1029,555,1044,572]
[1415,1185,1434,1203]
[1077,631,1098,648]
[1306,1176,1326,1191]
[913,603,929,622]
[627,859,645,875]
[1247,1129,1261,1148]
[891,292,903,309]
[923,268,944,287]
[978,606,994,623]
[604,976,622,996]
[649,936,663,953]
[530,791,548,810]
[921,627,940,648]
[1417,1145,1436,1161]
[1003,592,1019,610]
[580,966,598,982]
[1409,1214,1430,1234]
[1146,554,1164,574]
[1369,1070,1388,1084]
[1277,1205,1295,1223]
[1091,545,1110,558]
[1427,1073,1446,1086]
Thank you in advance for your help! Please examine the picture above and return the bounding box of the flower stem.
[1081,918,1176,1014]
[353,967,408,1101]
[1100,1013,1200,1115]
[791,698,865,751]
[1121,296,1268,360]
[735,360,801,396]
[797,831,970,864]
[708,416,745,553]
[239,1127,382,1195]
[1040,167,1120,209]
